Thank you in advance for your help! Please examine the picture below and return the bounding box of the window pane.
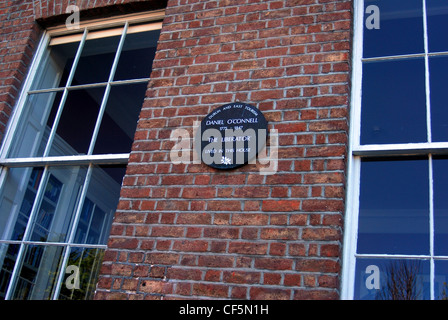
[358,158,429,255]
[58,247,105,300]
[361,58,427,145]
[114,29,160,81]
[0,168,40,241]
[354,258,430,300]
[8,91,64,158]
[435,261,448,300]
[0,243,20,299]
[0,166,88,243]
[93,83,147,154]
[73,165,125,245]
[10,244,65,300]
[71,35,121,85]
[433,156,448,256]
[429,56,448,142]
[48,87,106,156]
[426,0,448,53]
[363,0,424,58]
[30,40,80,90]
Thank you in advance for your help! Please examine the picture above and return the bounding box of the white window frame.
[0,10,165,300]
[341,0,448,300]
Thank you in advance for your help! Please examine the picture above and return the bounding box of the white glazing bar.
[0,153,129,167]
[42,29,88,158]
[27,78,151,95]
[27,86,66,95]
[429,154,435,300]
[362,52,425,62]
[423,0,435,300]
[4,166,50,299]
[353,142,448,156]
[109,77,151,86]
[87,22,129,156]
[423,0,432,144]
[363,51,448,63]
[355,253,432,260]
[0,239,107,249]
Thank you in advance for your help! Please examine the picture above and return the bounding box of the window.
[343,0,448,300]
[0,11,163,300]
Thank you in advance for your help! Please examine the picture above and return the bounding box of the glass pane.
[71,35,121,85]
[433,156,448,255]
[30,40,80,90]
[0,168,41,241]
[426,0,448,53]
[354,258,430,300]
[429,56,448,142]
[358,158,429,255]
[93,83,147,154]
[114,29,160,81]
[0,243,20,299]
[363,0,424,58]
[73,165,125,245]
[48,87,106,156]
[435,261,448,300]
[11,244,65,300]
[58,247,105,300]
[0,166,87,243]
[361,58,427,145]
[8,91,64,158]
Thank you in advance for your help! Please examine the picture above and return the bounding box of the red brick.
[139,280,173,294]
[223,271,261,284]
[250,287,291,300]
[192,283,228,298]
[262,200,300,212]
[228,242,268,255]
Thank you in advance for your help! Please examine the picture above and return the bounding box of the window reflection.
[426,0,448,53]
[354,258,430,300]
[114,29,159,81]
[429,56,448,142]
[432,156,448,256]
[435,261,448,300]
[48,87,106,156]
[358,158,429,255]
[11,244,65,300]
[93,83,147,155]
[363,0,424,58]
[71,35,121,85]
[30,40,79,90]
[361,58,427,145]
[73,165,125,246]
[0,243,19,299]
[58,247,105,300]
[355,0,448,301]
[0,166,88,243]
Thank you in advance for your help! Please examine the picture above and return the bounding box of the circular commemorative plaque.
[197,102,268,170]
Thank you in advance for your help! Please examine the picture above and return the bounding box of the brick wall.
[95,0,352,300]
